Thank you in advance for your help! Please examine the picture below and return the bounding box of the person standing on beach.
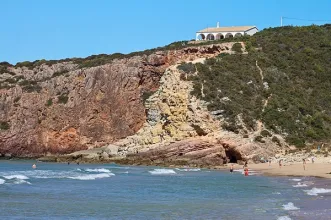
[279,159,282,168]
[230,164,234,173]
[311,156,315,164]
[268,160,271,167]
[303,158,306,170]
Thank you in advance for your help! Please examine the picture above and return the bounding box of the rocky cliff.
[0,43,235,157]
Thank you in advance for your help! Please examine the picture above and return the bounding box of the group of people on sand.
[277,156,316,171]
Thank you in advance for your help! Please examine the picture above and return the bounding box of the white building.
[196,22,258,41]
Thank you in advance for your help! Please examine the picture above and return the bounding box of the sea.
[0,160,331,220]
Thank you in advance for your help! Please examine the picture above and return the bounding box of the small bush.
[46,98,53,106]
[191,124,208,136]
[52,69,69,78]
[177,62,195,74]
[254,135,265,143]
[231,43,243,53]
[142,91,154,102]
[0,121,10,130]
[271,136,281,146]
[58,94,69,104]
[260,130,272,137]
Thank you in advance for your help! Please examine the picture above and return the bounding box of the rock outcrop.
[0,43,235,157]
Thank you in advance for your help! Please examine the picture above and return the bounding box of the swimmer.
[32,164,36,169]
[230,164,234,173]
[244,167,249,176]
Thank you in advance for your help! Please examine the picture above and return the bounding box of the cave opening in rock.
[225,148,242,164]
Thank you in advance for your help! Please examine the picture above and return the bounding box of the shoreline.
[3,156,331,179]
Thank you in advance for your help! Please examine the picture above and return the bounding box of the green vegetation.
[52,69,69,78]
[19,80,42,93]
[46,98,53,106]
[142,91,155,103]
[189,24,331,147]
[231,43,243,53]
[0,121,10,130]
[57,94,69,104]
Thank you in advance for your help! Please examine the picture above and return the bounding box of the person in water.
[244,167,249,176]
[230,164,234,173]
[32,164,36,169]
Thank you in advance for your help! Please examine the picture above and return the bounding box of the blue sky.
[1,0,331,64]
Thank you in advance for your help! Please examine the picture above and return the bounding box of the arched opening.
[216,33,224,40]
[206,34,215,40]
[225,148,242,163]
[225,33,234,38]
[197,34,205,40]
[234,33,243,38]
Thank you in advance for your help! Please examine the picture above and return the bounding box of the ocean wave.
[282,202,300,210]
[304,188,331,196]
[149,169,176,175]
[277,216,292,220]
[85,168,111,173]
[13,179,31,185]
[292,183,308,188]
[67,173,115,180]
[0,179,5,184]
[175,168,200,172]
[289,178,301,182]
[3,175,29,180]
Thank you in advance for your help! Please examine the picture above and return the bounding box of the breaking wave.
[277,216,292,220]
[175,168,200,172]
[292,183,308,188]
[0,179,5,184]
[85,168,111,173]
[304,188,331,196]
[149,169,176,175]
[3,175,29,180]
[289,178,301,182]
[282,202,300,210]
[67,173,115,180]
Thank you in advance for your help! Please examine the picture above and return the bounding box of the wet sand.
[247,162,331,179]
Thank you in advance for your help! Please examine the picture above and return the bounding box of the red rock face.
[0,44,231,157]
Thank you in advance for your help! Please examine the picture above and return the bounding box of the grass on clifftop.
[185,24,331,147]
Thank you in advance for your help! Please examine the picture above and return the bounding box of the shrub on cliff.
[231,43,243,53]
[58,94,69,104]
[190,24,331,147]
[0,121,10,130]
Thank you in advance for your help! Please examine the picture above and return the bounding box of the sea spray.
[149,169,176,175]
[282,202,300,211]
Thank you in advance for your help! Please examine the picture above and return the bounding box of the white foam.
[277,216,292,220]
[282,202,300,211]
[0,179,5,184]
[175,168,200,172]
[292,183,308,188]
[85,168,111,173]
[67,173,115,180]
[289,178,301,182]
[3,175,29,180]
[304,188,331,196]
[149,169,176,175]
[272,192,281,195]
[13,179,31,185]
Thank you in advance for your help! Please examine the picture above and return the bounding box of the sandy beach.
[243,162,331,179]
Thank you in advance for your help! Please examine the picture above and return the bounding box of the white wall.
[244,28,258,36]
